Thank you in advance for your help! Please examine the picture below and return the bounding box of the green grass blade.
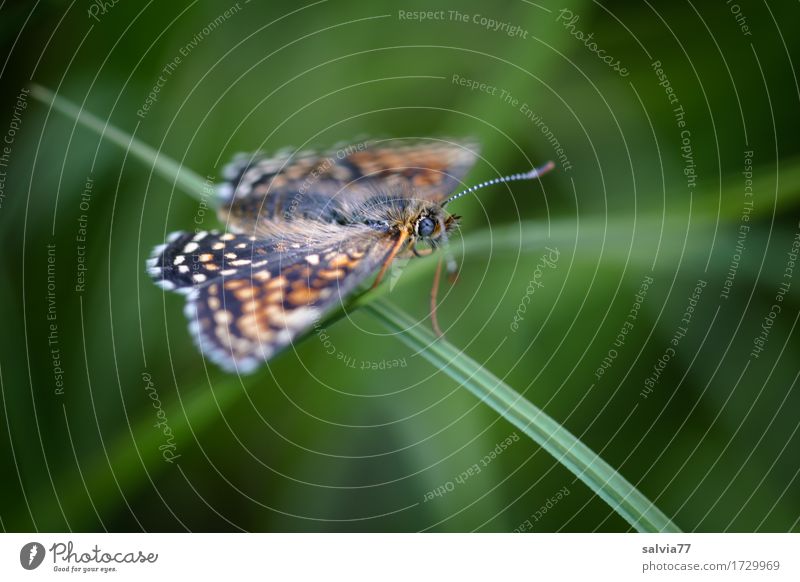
[30,83,208,199]
[365,300,681,532]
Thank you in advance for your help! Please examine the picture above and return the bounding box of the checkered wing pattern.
[148,225,396,373]
[217,138,480,232]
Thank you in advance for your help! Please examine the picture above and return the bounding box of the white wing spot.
[217,184,233,200]
[275,329,293,344]
[272,307,319,329]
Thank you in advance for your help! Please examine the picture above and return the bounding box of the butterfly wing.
[218,138,480,233]
[148,225,397,373]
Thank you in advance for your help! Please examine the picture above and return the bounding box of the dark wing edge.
[147,227,395,374]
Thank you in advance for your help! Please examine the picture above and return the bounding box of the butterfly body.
[147,138,551,373]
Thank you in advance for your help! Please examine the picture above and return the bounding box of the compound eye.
[417,217,436,237]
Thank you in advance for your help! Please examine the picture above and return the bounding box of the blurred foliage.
[1,0,799,532]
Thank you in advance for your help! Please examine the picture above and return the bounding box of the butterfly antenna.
[442,161,555,207]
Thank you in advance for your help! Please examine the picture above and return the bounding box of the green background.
[1,0,799,532]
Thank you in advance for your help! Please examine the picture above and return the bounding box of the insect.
[147,138,553,373]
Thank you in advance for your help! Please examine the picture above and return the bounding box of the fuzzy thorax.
[350,194,458,248]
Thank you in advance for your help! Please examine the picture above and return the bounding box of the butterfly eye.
[416,217,436,237]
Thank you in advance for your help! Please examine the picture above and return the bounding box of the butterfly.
[147,138,554,373]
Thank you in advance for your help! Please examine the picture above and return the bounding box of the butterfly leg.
[412,242,434,257]
[372,230,410,288]
[430,256,445,337]
[444,247,460,284]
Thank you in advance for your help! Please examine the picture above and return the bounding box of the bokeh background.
[1,0,799,532]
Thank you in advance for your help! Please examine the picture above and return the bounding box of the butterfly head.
[362,195,458,247]
[410,203,459,246]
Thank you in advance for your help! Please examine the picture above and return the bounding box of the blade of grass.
[30,84,208,199]
[365,300,681,532]
[31,84,680,532]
